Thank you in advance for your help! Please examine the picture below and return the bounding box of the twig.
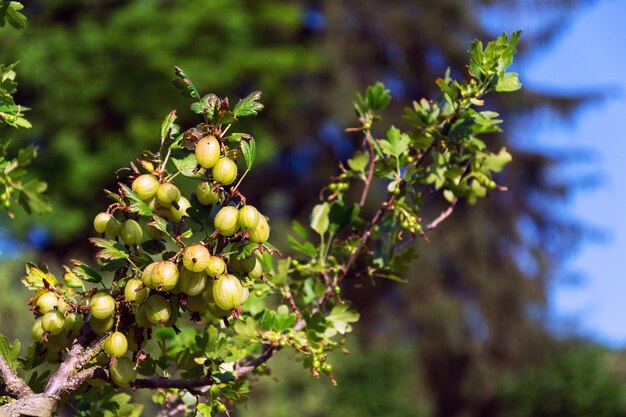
[424,198,458,231]
[359,131,376,208]
[282,285,304,327]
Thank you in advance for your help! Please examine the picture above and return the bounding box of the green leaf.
[0,1,27,30]
[495,72,522,92]
[274,305,297,332]
[197,404,212,417]
[15,179,51,214]
[326,304,359,335]
[120,184,152,216]
[347,151,369,174]
[22,263,57,290]
[0,333,20,370]
[482,148,512,173]
[240,139,256,170]
[172,153,201,178]
[287,235,317,256]
[233,91,264,117]
[328,202,358,234]
[356,82,391,112]
[171,66,200,100]
[291,220,308,239]
[379,126,410,158]
[160,110,177,139]
[69,259,103,283]
[310,202,330,236]
[89,238,130,261]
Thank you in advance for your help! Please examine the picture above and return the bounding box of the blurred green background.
[2,0,625,416]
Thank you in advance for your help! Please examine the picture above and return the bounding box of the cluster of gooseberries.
[28,129,273,387]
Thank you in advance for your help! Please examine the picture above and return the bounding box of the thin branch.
[45,335,104,397]
[358,131,375,208]
[0,353,33,398]
[424,198,458,231]
[282,285,304,328]
[235,345,279,378]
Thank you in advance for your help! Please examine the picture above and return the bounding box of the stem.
[359,131,376,208]
[231,168,250,192]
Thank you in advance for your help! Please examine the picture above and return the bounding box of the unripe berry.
[196,182,220,205]
[93,212,112,234]
[229,256,256,274]
[32,318,45,342]
[185,294,208,312]
[207,302,231,319]
[36,292,58,313]
[141,263,157,289]
[109,357,136,387]
[42,310,65,335]
[90,292,116,320]
[150,261,179,291]
[94,212,121,237]
[183,244,211,272]
[195,136,221,169]
[214,206,240,236]
[212,157,237,185]
[63,312,84,335]
[249,215,270,243]
[145,295,172,325]
[213,274,245,310]
[238,205,260,230]
[104,331,128,357]
[177,269,207,296]
[156,183,181,208]
[90,315,114,335]
[124,279,148,303]
[248,256,264,280]
[120,219,143,245]
[206,256,226,276]
[170,196,191,223]
[132,174,159,200]
[201,280,215,303]
[134,305,152,329]
[146,223,165,240]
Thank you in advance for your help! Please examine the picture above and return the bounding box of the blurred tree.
[0,1,606,416]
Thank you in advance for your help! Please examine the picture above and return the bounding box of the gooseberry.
[249,215,270,243]
[120,219,143,245]
[90,315,114,335]
[196,181,220,205]
[195,135,221,169]
[32,318,45,342]
[212,157,237,185]
[36,292,58,313]
[170,196,191,222]
[177,269,207,296]
[214,206,240,236]
[185,294,208,312]
[104,331,128,357]
[238,205,259,230]
[124,278,148,303]
[212,274,245,310]
[149,261,179,291]
[109,357,137,387]
[146,223,165,240]
[90,292,115,319]
[42,310,65,335]
[206,256,226,276]
[183,244,211,272]
[63,312,84,335]
[156,183,181,208]
[132,174,159,200]
[144,295,172,325]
